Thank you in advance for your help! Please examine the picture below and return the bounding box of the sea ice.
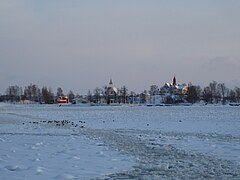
[0,104,240,179]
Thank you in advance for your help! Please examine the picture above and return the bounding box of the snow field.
[0,132,134,180]
[0,103,240,179]
[81,129,240,179]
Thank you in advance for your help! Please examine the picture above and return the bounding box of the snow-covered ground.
[0,103,240,179]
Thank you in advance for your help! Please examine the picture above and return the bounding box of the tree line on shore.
[0,81,240,104]
[186,81,240,104]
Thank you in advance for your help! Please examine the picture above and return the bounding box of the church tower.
[173,75,177,86]
[109,78,113,88]
[107,78,118,104]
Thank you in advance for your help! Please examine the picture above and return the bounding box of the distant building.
[160,76,189,104]
[150,76,189,104]
[160,85,188,96]
[106,79,119,104]
[56,96,69,103]
[72,95,88,104]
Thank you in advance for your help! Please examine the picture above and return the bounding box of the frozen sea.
[0,103,240,179]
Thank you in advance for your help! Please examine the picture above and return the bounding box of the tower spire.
[173,74,176,86]
[109,78,113,85]
[109,78,113,88]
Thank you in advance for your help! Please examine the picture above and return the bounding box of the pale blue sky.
[1,0,240,94]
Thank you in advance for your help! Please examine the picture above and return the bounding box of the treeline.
[163,81,240,104]
[147,81,240,104]
[86,85,178,105]
[0,84,75,104]
[201,81,240,104]
[0,81,240,104]
[82,81,240,104]
[86,85,137,104]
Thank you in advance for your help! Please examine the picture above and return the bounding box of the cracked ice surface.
[0,103,240,179]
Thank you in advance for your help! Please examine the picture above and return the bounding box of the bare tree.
[140,90,148,104]
[187,86,199,103]
[93,87,101,103]
[217,83,228,104]
[68,90,75,103]
[202,86,212,104]
[149,85,159,96]
[101,85,108,103]
[228,90,236,103]
[195,86,202,99]
[235,87,240,103]
[6,85,22,102]
[24,85,32,101]
[209,81,219,103]
[120,86,128,104]
[87,90,92,103]
[23,84,40,102]
[41,87,54,104]
[57,87,64,97]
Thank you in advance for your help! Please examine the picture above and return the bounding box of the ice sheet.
[1,104,240,179]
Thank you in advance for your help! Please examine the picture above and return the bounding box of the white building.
[151,76,189,104]
[106,79,119,104]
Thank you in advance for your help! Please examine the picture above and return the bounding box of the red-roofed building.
[56,96,69,104]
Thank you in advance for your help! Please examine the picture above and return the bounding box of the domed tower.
[173,75,177,86]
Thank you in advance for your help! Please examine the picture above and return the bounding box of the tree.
[148,85,159,104]
[68,90,75,103]
[57,87,64,97]
[202,86,212,104]
[195,86,202,100]
[100,85,107,103]
[24,84,40,102]
[209,81,219,103]
[93,87,101,103]
[228,90,236,103]
[235,87,240,103]
[120,86,128,104]
[87,90,92,103]
[140,90,148,104]
[41,87,54,104]
[24,85,32,101]
[217,83,228,104]
[149,85,159,96]
[31,84,40,102]
[187,86,198,103]
[5,85,22,102]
